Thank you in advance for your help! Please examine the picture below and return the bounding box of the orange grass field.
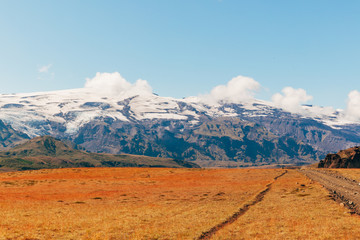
[213,170,360,239]
[329,169,360,183]
[0,168,360,239]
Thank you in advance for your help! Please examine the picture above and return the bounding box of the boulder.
[318,146,360,168]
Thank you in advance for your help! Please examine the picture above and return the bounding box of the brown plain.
[0,168,360,239]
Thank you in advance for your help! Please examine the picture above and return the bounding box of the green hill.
[0,136,200,171]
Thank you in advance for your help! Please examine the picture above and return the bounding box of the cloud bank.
[202,76,261,104]
[82,72,360,122]
[85,72,153,97]
[272,87,313,113]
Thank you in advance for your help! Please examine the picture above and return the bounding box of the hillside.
[0,136,199,171]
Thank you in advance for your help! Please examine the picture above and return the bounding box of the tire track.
[197,170,288,240]
[302,169,360,214]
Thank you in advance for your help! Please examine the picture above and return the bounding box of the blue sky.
[1,0,360,109]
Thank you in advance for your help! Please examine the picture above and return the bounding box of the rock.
[340,203,345,207]
[318,146,360,168]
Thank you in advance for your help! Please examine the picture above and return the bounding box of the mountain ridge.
[1,89,360,167]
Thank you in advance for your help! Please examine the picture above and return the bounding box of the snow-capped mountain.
[0,88,352,135]
[1,88,359,167]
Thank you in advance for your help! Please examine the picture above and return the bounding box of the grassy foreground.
[0,168,359,239]
[213,170,360,239]
[329,168,360,183]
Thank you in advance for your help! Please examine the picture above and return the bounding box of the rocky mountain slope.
[0,120,29,150]
[318,146,360,168]
[0,136,199,171]
[0,88,359,167]
[72,118,318,167]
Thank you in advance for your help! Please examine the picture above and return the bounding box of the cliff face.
[318,146,360,168]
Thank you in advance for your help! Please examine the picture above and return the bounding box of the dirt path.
[197,170,288,240]
[302,169,360,214]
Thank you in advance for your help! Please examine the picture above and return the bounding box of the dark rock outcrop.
[318,146,360,168]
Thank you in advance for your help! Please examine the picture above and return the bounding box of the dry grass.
[329,169,360,183]
[2,168,360,239]
[213,170,360,239]
[0,167,282,239]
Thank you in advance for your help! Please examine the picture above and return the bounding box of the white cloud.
[38,64,52,73]
[81,72,359,124]
[84,72,153,97]
[345,90,360,121]
[272,87,313,113]
[202,76,261,104]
